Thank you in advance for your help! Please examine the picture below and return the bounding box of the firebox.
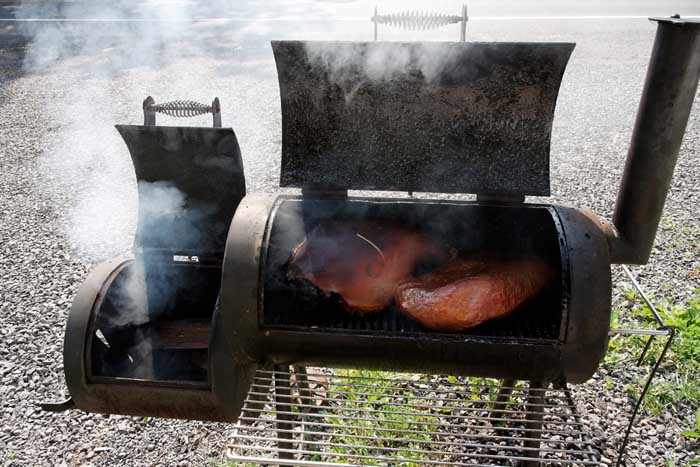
[60,115,254,421]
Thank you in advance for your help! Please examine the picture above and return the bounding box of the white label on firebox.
[173,255,200,263]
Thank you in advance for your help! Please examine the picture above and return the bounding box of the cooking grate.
[226,369,601,466]
[262,201,565,342]
[264,274,562,341]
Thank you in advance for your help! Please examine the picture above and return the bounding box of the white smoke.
[18,0,200,260]
[15,1,335,261]
[304,41,466,94]
[138,181,186,218]
[16,0,469,264]
[15,0,478,276]
[108,258,149,328]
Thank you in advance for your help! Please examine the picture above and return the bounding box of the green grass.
[311,370,511,466]
[215,371,516,466]
[664,457,700,467]
[608,288,700,439]
[314,369,437,466]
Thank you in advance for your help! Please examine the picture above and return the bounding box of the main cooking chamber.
[213,39,614,384]
[221,194,612,384]
[263,198,564,341]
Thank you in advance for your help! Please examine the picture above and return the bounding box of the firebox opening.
[263,198,565,341]
[87,259,220,385]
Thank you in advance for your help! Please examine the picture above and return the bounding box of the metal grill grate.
[263,295,562,341]
[227,369,601,466]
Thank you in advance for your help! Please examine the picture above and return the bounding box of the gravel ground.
[2,4,700,466]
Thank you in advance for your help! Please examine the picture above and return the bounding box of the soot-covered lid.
[117,125,246,257]
[273,40,574,196]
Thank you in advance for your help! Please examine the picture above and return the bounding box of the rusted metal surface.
[611,17,700,264]
[273,40,574,196]
[150,319,211,350]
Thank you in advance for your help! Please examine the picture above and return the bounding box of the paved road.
[2,1,700,466]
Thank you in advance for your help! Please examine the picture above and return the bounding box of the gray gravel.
[2,5,700,467]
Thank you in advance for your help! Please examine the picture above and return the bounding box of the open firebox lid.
[273,41,574,196]
[116,125,246,257]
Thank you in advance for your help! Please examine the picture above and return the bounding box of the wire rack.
[223,266,672,467]
[226,368,601,466]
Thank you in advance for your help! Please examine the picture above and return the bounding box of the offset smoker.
[56,100,252,421]
[52,17,700,433]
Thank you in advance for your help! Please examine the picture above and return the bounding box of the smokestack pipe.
[610,16,700,264]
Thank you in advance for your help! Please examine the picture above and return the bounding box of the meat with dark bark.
[395,257,554,330]
[288,222,451,313]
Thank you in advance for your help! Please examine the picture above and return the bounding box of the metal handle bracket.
[38,397,75,412]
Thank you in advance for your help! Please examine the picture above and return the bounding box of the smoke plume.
[304,41,464,88]
[16,1,335,261]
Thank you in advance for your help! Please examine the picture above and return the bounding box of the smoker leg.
[483,379,516,460]
[293,366,330,416]
[490,379,515,419]
[274,364,295,461]
[293,366,313,406]
[519,381,545,467]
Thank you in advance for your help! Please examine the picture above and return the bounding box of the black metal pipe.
[611,16,700,264]
[490,379,515,421]
[274,365,295,460]
[520,381,546,467]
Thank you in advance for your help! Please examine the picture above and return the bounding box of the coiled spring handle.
[143,96,222,128]
[372,4,468,41]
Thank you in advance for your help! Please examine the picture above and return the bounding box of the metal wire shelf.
[226,369,601,466]
[226,266,671,467]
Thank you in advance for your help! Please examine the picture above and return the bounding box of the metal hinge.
[301,188,348,198]
[476,194,525,205]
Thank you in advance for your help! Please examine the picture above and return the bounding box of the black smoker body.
[62,123,252,421]
[55,17,700,422]
[223,194,611,384]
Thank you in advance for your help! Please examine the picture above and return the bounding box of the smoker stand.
[225,266,672,467]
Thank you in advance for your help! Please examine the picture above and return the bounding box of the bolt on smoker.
[45,17,700,437]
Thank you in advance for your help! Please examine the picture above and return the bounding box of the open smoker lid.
[273,41,574,196]
[116,125,246,257]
